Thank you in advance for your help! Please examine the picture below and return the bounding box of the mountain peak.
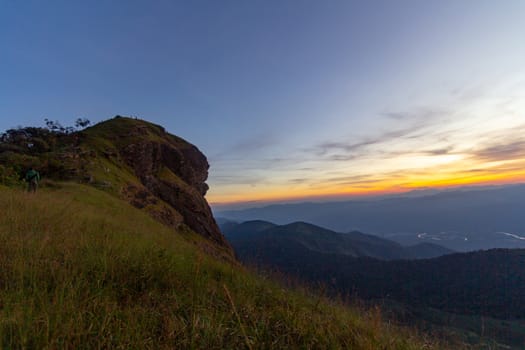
[0,116,233,258]
[281,221,332,233]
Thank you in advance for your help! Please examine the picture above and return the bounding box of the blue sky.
[2,1,525,205]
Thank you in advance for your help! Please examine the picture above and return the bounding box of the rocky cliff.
[0,116,233,258]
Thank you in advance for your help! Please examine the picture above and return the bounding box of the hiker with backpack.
[25,167,40,193]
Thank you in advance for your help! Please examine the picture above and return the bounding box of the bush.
[0,165,22,187]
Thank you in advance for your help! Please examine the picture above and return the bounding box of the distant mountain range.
[216,184,525,252]
[221,220,453,261]
[221,219,525,319]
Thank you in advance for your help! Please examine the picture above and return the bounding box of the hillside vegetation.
[0,184,448,349]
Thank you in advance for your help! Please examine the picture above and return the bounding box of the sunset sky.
[2,1,525,206]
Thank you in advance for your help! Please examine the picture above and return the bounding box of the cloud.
[328,178,388,186]
[288,178,308,184]
[324,174,376,183]
[328,154,359,161]
[472,139,525,162]
[312,107,452,161]
[313,125,422,157]
[209,174,267,186]
[381,112,411,120]
[381,106,449,122]
[421,147,454,156]
[314,140,375,156]
[313,133,456,163]
[209,133,280,161]
[463,163,525,174]
[376,146,456,159]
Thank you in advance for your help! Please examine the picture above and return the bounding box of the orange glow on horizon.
[208,170,525,207]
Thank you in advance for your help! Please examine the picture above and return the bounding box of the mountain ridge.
[222,220,453,261]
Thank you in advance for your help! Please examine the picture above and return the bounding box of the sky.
[1,0,525,207]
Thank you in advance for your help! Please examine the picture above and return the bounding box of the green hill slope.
[0,184,447,349]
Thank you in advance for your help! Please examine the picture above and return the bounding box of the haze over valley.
[217,184,525,252]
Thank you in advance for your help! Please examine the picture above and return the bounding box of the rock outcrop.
[80,116,232,254]
[123,132,222,242]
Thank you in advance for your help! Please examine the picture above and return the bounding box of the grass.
[0,183,454,349]
[380,300,525,349]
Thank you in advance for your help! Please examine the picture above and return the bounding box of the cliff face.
[116,123,226,248]
[85,117,232,255]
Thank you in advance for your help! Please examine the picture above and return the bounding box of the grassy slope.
[0,184,451,349]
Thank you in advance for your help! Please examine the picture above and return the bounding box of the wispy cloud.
[311,131,445,163]
[288,178,309,184]
[210,174,267,186]
[472,139,525,162]
[381,106,449,122]
[315,140,375,155]
[312,126,421,159]
[312,107,452,161]
[209,133,280,161]
[421,147,455,156]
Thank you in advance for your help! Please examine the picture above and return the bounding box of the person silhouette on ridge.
[25,167,40,193]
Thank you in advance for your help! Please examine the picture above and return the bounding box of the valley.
[220,218,525,349]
